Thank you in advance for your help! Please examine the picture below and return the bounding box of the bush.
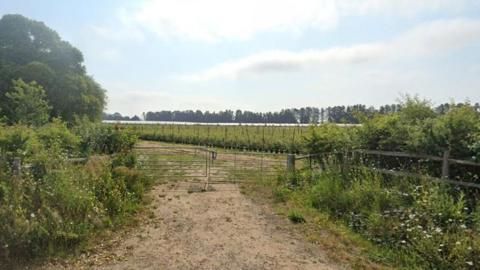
[112,152,137,169]
[294,166,480,269]
[273,185,291,203]
[0,125,41,162]
[357,113,413,151]
[36,119,80,155]
[288,210,306,224]
[113,166,152,202]
[309,170,351,217]
[470,132,480,161]
[2,79,51,126]
[424,105,480,158]
[74,120,137,154]
[0,122,149,262]
[304,124,357,153]
[0,155,103,259]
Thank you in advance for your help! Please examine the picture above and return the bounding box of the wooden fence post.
[441,150,450,179]
[342,151,349,172]
[287,154,296,185]
[13,157,21,177]
[287,154,296,171]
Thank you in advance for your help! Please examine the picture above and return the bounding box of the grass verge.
[240,175,397,270]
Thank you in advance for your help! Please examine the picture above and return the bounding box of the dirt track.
[106,182,339,269]
[42,181,342,270]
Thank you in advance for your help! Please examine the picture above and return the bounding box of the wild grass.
[287,210,306,224]
[0,122,152,266]
[243,164,480,269]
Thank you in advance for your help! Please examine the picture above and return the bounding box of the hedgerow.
[0,121,150,263]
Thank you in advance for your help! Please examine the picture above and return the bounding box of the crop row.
[117,124,310,153]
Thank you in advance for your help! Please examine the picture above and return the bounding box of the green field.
[118,124,312,153]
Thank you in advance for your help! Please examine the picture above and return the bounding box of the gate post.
[205,150,210,190]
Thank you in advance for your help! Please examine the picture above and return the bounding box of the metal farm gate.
[134,146,286,188]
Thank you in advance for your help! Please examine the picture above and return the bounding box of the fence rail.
[4,156,89,178]
[296,149,480,189]
[354,149,480,167]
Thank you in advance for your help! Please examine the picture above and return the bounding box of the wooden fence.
[7,157,88,177]
[295,149,480,189]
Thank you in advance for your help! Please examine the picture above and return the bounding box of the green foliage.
[282,166,480,269]
[304,124,356,153]
[273,185,292,203]
[112,151,137,169]
[0,14,106,122]
[0,124,41,162]
[36,119,80,155]
[356,96,435,152]
[283,97,480,268]
[424,105,480,158]
[132,97,480,161]
[358,113,412,151]
[310,171,350,216]
[307,99,480,161]
[129,124,307,153]
[471,131,480,161]
[0,122,147,262]
[2,79,51,126]
[473,202,480,232]
[288,210,306,224]
[112,165,152,201]
[397,94,435,124]
[74,121,137,155]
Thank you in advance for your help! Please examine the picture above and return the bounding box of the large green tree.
[0,14,106,122]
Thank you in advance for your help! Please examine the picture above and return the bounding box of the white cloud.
[113,0,474,42]
[127,0,339,42]
[184,18,480,80]
[391,19,480,54]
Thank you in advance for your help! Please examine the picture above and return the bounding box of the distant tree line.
[107,102,480,124]
[143,108,319,123]
[103,112,141,121]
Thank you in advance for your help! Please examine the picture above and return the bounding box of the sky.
[1,0,480,116]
